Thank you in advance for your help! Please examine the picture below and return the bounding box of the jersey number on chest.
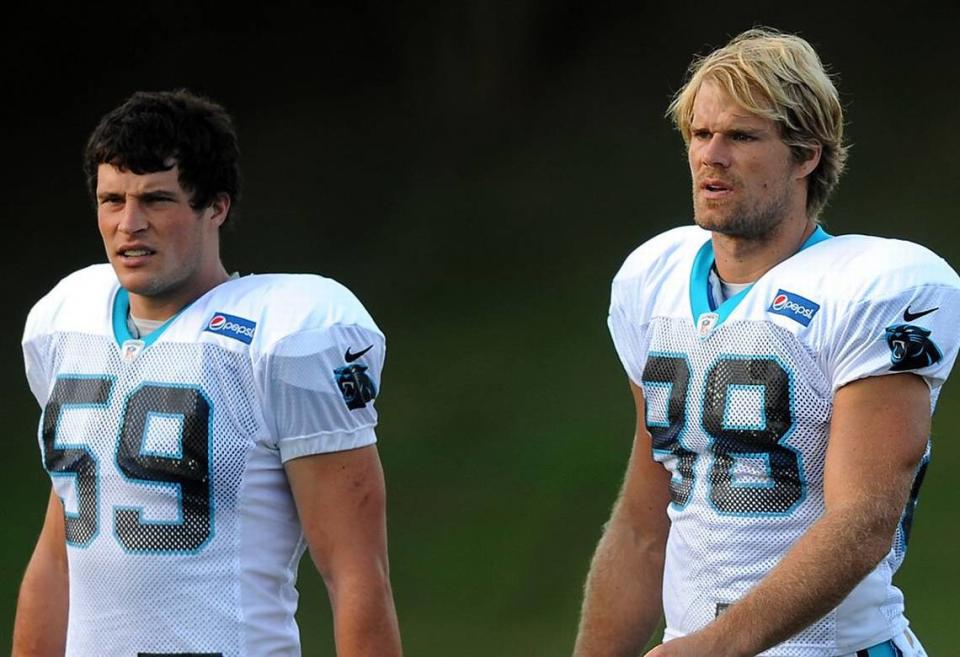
[42,375,213,553]
[642,354,804,516]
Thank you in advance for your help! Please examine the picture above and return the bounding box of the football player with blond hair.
[574,28,957,657]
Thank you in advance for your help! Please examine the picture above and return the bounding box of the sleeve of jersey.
[21,300,52,408]
[607,276,649,386]
[828,281,960,393]
[261,323,385,463]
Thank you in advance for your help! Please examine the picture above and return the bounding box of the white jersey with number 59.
[608,226,960,656]
[22,264,385,657]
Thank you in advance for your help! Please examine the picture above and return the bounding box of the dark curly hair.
[84,89,241,223]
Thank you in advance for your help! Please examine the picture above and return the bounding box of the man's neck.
[711,218,817,284]
[127,315,166,339]
[127,266,232,322]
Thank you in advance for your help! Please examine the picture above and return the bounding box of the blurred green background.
[3,2,959,654]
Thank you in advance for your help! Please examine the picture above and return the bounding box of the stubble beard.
[113,256,197,307]
[129,272,187,299]
[693,184,792,242]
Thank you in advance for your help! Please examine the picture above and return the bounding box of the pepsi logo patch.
[768,289,820,327]
[204,312,257,344]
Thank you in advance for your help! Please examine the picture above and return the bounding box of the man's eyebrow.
[96,189,181,202]
[139,189,179,200]
[691,123,771,135]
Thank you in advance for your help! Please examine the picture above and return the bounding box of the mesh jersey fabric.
[22,264,385,657]
[607,226,960,656]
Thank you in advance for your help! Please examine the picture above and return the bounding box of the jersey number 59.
[41,376,212,554]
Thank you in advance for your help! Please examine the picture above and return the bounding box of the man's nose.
[699,134,731,168]
[117,199,148,234]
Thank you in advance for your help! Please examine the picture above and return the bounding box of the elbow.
[859,525,901,570]
[316,553,393,601]
[597,514,668,566]
[844,511,904,576]
[325,566,397,623]
[823,485,911,575]
[615,507,670,556]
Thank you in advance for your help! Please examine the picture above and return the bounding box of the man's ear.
[208,193,232,228]
[795,144,822,180]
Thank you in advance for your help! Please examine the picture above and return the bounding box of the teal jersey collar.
[689,225,832,329]
[112,288,187,347]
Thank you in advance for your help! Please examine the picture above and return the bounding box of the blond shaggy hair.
[668,28,848,220]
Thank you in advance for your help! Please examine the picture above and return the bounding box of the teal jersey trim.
[111,288,187,348]
[858,639,900,657]
[689,242,755,323]
[688,226,832,329]
[802,225,832,250]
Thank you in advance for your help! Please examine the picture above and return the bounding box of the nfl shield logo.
[121,339,145,363]
[697,312,719,338]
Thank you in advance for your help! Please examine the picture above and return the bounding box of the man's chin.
[694,212,738,235]
[113,268,141,287]
[113,269,164,297]
[694,212,778,241]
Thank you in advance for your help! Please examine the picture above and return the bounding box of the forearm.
[574,518,666,657]
[701,502,897,657]
[287,447,401,657]
[328,567,402,657]
[693,376,928,657]
[12,547,68,657]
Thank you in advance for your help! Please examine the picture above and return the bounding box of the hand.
[643,632,734,657]
[643,636,699,657]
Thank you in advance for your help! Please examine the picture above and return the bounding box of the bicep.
[283,445,389,577]
[824,373,930,520]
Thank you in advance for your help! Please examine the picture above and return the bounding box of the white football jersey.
[22,264,386,657]
[608,226,960,656]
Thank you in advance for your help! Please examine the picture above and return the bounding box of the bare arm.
[12,487,68,657]
[573,381,673,657]
[645,373,931,657]
[284,444,402,657]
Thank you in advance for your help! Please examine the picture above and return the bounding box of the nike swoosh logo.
[345,345,374,363]
[903,306,939,322]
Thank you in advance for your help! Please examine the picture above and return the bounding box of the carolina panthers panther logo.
[334,364,378,410]
[884,324,942,371]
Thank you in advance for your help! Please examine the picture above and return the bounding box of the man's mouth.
[701,180,733,192]
[116,246,157,265]
[699,180,735,200]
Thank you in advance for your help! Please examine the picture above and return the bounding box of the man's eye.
[732,132,756,141]
[692,130,711,140]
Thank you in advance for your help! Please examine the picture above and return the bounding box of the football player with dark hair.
[16,89,402,657]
